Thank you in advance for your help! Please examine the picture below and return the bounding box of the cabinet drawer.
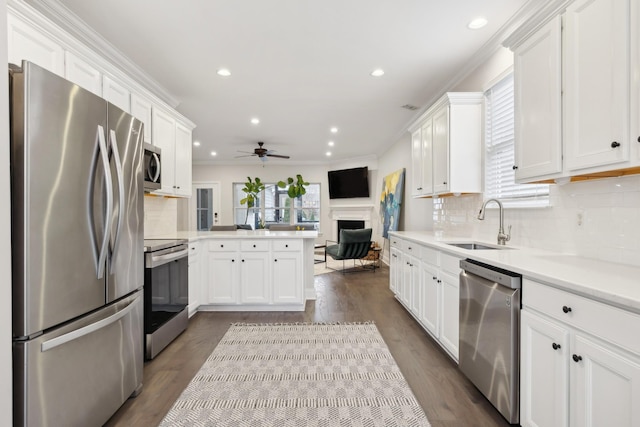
[240,240,269,251]
[390,237,403,248]
[272,240,301,251]
[524,279,640,355]
[208,240,239,252]
[440,252,461,275]
[188,242,200,262]
[422,246,439,266]
[403,240,422,258]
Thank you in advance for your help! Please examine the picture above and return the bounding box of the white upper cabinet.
[513,16,563,182]
[564,0,630,171]
[507,0,640,182]
[130,94,153,143]
[174,121,193,198]
[152,108,193,198]
[102,75,131,113]
[410,128,424,197]
[64,51,101,96]
[408,92,482,198]
[7,13,64,76]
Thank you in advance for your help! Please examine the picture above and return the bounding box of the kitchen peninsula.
[149,229,318,313]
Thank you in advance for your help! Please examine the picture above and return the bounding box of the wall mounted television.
[327,166,370,199]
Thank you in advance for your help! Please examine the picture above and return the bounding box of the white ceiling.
[53,0,533,165]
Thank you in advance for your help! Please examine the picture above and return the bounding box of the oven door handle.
[148,248,189,268]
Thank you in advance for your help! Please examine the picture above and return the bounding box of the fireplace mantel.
[329,205,374,240]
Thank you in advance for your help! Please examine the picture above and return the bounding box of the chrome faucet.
[478,198,511,245]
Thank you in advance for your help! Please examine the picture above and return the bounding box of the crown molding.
[14,0,180,108]
[503,0,573,49]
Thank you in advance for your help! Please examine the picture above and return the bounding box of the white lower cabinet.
[389,235,461,362]
[187,242,201,316]
[521,279,640,427]
[204,238,305,309]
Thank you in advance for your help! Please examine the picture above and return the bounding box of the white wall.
[1,1,14,423]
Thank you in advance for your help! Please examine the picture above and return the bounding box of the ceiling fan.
[236,141,290,162]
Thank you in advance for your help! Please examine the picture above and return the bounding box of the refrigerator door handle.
[96,125,113,279]
[109,129,125,272]
[41,297,138,352]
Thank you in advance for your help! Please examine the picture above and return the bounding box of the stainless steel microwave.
[143,143,161,191]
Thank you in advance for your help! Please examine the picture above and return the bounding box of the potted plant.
[278,174,308,198]
[240,176,265,224]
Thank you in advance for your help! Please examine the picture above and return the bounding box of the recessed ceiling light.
[193,141,201,147]
[210,151,217,156]
[251,118,260,125]
[326,151,332,156]
[328,141,335,147]
[216,68,231,77]
[468,17,488,29]
[370,69,385,77]
[330,127,338,133]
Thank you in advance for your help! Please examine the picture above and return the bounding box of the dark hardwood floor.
[104,266,511,427]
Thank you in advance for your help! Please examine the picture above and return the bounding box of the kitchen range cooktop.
[143,239,188,253]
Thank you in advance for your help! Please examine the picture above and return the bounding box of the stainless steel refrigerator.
[10,61,144,427]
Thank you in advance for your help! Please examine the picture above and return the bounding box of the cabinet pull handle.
[562,306,572,314]
[552,343,561,350]
[572,354,582,363]
[611,141,620,148]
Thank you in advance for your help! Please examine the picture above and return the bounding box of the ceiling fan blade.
[236,150,254,154]
[266,154,290,159]
[234,154,257,158]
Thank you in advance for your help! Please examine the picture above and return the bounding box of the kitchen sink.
[445,242,511,250]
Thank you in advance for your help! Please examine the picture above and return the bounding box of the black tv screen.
[328,167,370,199]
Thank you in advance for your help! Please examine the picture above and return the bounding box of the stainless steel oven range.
[459,258,522,425]
[143,239,189,359]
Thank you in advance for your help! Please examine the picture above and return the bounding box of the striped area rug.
[160,322,431,426]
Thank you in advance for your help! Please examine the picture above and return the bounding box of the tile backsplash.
[433,175,640,267]
[144,195,177,238]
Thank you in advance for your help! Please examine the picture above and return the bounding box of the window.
[233,182,320,229]
[484,73,549,207]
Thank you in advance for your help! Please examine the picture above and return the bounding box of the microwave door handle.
[151,152,160,182]
[108,129,125,272]
[96,125,112,280]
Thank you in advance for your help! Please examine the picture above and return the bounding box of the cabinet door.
[103,75,130,113]
[131,94,153,143]
[432,105,449,194]
[514,16,563,181]
[409,256,421,316]
[389,246,401,294]
[207,252,238,304]
[187,242,201,316]
[411,128,423,196]
[152,108,176,195]
[521,310,569,427]
[240,252,270,304]
[419,262,439,338]
[64,52,101,96]
[174,122,193,197]
[7,14,64,76]
[421,119,434,195]
[564,0,630,171]
[400,253,412,307]
[571,334,640,427]
[272,251,302,304]
[439,270,459,360]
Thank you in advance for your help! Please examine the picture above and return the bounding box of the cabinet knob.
[220,244,224,248]
[637,136,640,143]
[552,343,561,350]
[242,259,245,262]
[572,354,583,363]
[274,259,278,262]
[285,244,288,247]
[512,165,518,170]
[611,141,621,148]
[253,244,256,248]
[231,259,234,262]
[443,181,447,185]
[432,276,437,280]
[437,279,442,283]
[562,305,572,314]
[417,187,422,191]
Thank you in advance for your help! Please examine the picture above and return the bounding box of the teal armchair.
[325,228,373,273]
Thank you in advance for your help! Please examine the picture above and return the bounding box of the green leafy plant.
[240,177,265,223]
[278,174,309,198]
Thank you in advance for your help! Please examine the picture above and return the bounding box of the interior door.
[12,62,107,337]
[106,103,144,302]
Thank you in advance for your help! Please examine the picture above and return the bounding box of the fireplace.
[337,220,365,242]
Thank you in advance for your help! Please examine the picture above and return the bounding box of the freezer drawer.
[13,291,143,427]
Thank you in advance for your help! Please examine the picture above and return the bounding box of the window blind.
[484,74,549,208]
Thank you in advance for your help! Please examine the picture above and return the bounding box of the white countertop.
[389,231,640,314]
[146,229,318,241]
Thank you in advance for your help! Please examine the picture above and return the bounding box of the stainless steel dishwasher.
[459,259,522,425]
